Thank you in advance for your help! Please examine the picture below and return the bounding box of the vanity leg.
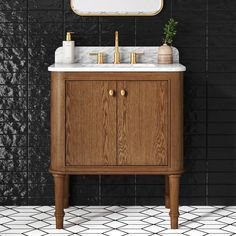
[165,175,170,208]
[64,175,70,208]
[169,175,180,229]
[53,174,65,229]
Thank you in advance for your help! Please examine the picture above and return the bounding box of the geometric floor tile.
[0,206,236,235]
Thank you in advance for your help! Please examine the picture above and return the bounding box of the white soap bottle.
[63,32,75,64]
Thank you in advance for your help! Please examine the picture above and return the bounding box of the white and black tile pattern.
[0,206,236,235]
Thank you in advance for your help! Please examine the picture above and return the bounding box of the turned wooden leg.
[169,175,180,229]
[53,174,65,229]
[165,175,170,208]
[64,175,70,208]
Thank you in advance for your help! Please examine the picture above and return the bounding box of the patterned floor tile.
[0,206,236,235]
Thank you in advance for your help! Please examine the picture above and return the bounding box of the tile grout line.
[206,0,209,205]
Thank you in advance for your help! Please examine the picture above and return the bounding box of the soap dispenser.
[63,32,75,64]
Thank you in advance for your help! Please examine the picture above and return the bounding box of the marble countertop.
[48,63,186,72]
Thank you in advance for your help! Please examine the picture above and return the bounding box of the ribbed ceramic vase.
[158,44,173,64]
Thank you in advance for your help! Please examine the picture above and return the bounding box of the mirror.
[70,0,163,16]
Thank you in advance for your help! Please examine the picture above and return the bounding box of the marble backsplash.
[55,46,179,64]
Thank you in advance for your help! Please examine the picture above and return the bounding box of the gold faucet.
[114,31,120,64]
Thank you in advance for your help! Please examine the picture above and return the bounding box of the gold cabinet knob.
[120,89,126,96]
[109,89,115,96]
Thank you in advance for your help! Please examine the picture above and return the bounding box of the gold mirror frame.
[70,0,164,16]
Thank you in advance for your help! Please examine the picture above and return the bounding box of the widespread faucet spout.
[114,31,120,64]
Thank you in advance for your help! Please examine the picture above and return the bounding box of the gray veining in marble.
[55,46,179,64]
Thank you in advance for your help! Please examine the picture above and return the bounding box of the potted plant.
[158,18,178,64]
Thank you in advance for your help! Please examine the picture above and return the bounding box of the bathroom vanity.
[48,46,186,229]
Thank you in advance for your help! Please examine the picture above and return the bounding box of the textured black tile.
[28,147,50,171]
[28,172,52,184]
[208,73,236,85]
[0,98,27,109]
[0,147,27,160]
[208,111,236,122]
[0,73,27,85]
[28,72,50,85]
[209,173,236,184]
[209,35,236,47]
[184,110,206,123]
[209,10,236,23]
[208,147,236,159]
[0,0,27,10]
[184,122,206,135]
[180,185,206,197]
[0,85,27,97]
[185,135,206,147]
[0,172,27,184]
[101,185,135,197]
[209,24,236,36]
[184,160,206,172]
[136,175,164,185]
[0,48,27,61]
[29,23,63,35]
[172,0,206,11]
[101,175,135,185]
[101,197,135,205]
[70,175,99,185]
[0,60,27,73]
[28,184,54,197]
[208,160,236,172]
[28,85,50,109]
[209,61,236,73]
[28,197,54,205]
[71,185,99,197]
[0,122,27,134]
[136,185,164,197]
[28,0,63,10]
[208,0,236,10]
[209,185,236,197]
[180,197,206,205]
[0,159,27,171]
[0,135,27,147]
[208,197,236,205]
[184,147,206,160]
[28,11,63,23]
[0,11,27,23]
[209,85,236,98]
[181,173,206,185]
[71,196,99,205]
[0,183,27,197]
[0,110,27,122]
[208,98,236,110]
[0,23,26,35]
[136,197,163,205]
[208,123,236,135]
[0,35,27,48]
[208,135,236,148]
[65,12,98,23]
[0,197,27,205]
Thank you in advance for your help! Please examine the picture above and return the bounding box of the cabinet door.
[66,81,116,166]
[118,81,168,165]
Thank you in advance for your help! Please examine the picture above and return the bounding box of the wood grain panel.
[65,81,116,166]
[118,81,168,166]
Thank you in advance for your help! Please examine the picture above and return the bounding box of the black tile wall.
[0,0,235,205]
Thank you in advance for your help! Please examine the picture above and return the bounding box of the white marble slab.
[55,46,180,64]
[49,46,186,72]
[48,63,186,72]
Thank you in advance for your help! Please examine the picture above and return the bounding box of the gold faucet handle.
[90,52,104,64]
[130,52,144,64]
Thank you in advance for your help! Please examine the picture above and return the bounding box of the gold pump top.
[66,32,74,41]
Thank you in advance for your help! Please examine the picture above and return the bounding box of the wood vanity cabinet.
[50,72,184,229]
